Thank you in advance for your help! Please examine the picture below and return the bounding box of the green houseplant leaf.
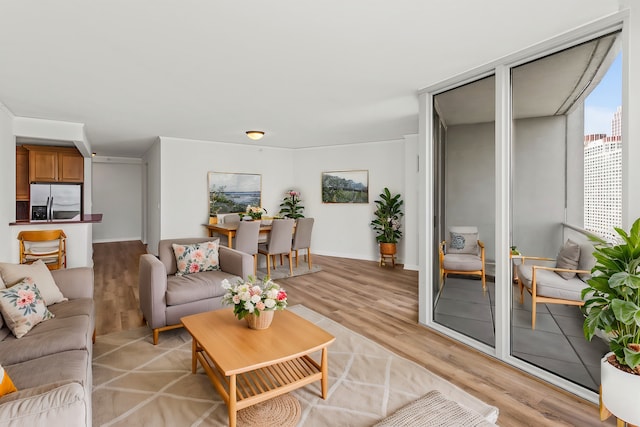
[369,188,404,244]
[582,217,640,371]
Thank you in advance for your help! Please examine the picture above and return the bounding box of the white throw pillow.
[0,278,54,338]
[0,260,67,305]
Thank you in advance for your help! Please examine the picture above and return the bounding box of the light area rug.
[92,305,499,426]
[256,264,322,280]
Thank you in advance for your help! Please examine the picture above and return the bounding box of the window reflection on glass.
[510,31,621,392]
[432,75,496,348]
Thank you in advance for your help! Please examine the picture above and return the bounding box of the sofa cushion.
[166,270,240,306]
[3,350,88,390]
[517,264,585,301]
[47,298,93,320]
[0,279,55,339]
[172,241,220,276]
[443,254,482,271]
[0,364,17,397]
[0,315,91,365]
[555,239,581,279]
[0,260,67,306]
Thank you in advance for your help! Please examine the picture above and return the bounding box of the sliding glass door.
[510,31,621,393]
[432,75,496,348]
[424,18,626,398]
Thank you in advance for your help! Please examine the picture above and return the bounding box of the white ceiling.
[0,1,621,157]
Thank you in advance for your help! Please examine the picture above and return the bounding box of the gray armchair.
[139,237,253,344]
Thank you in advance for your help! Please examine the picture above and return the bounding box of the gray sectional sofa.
[139,238,253,345]
[0,267,94,427]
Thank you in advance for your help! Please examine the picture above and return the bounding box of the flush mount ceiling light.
[245,130,265,141]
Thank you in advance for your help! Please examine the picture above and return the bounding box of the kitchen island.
[9,214,103,267]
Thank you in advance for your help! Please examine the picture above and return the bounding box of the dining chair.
[17,229,67,270]
[234,220,261,276]
[291,217,314,270]
[221,213,241,224]
[258,219,295,277]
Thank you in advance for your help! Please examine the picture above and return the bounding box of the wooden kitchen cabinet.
[16,146,30,201]
[24,145,84,183]
[58,151,84,182]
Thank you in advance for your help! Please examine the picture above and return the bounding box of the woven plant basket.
[245,310,275,330]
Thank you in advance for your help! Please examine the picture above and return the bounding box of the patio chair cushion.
[555,239,581,279]
[577,242,596,281]
[443,254,483,271]
[517,264,585,301]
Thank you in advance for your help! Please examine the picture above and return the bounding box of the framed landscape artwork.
[208,172,261,215]
[321,170,369,203]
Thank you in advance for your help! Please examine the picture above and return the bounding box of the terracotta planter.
[379,243,397,255]
[245,310,274,330]
[601,352,640,424]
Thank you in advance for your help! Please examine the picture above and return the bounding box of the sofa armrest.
[219,246,253,280]
[138,254,168,329]
[0,382,86,427]
[50,267,94,300]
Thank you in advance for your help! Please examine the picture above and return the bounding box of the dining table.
[203,220,292,248]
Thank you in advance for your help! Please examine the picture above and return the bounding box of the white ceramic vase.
[601,352,640,425]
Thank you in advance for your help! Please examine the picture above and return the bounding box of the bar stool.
[17,229,67,270]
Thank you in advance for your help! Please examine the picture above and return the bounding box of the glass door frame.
[418,11,628,404]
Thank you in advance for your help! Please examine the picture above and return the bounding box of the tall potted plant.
[370,188,404,257]
[279,190,304,219]
[582,217,640,424]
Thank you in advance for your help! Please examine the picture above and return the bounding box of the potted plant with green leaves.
[582,217,640,424]
[279,190,304,219]
[370,188,404,259]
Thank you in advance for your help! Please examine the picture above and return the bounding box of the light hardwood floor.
[93,241,614,427]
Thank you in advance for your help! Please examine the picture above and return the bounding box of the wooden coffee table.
[181,308,335,427]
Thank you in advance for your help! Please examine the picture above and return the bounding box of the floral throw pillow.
[172,240,220,276]
[0,278,54,338]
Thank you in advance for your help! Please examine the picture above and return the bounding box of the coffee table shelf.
[197,350,322,408]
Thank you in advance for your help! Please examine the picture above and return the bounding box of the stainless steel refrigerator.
[30,184,82,221]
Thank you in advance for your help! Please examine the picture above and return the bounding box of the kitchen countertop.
[9,213,103,226]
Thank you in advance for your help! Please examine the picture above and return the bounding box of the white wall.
[624,0,640,227]
[513,116,567,257]
[8,222,93,267]
[144,140,161,254]
[92,159,143,243]
[566,105,585,228]
[293,139,408,262]
[0,103,15,262]
[149,137,294,254]
[143,136,414,264]
[445,122,496,261]
[403,134,419,270]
